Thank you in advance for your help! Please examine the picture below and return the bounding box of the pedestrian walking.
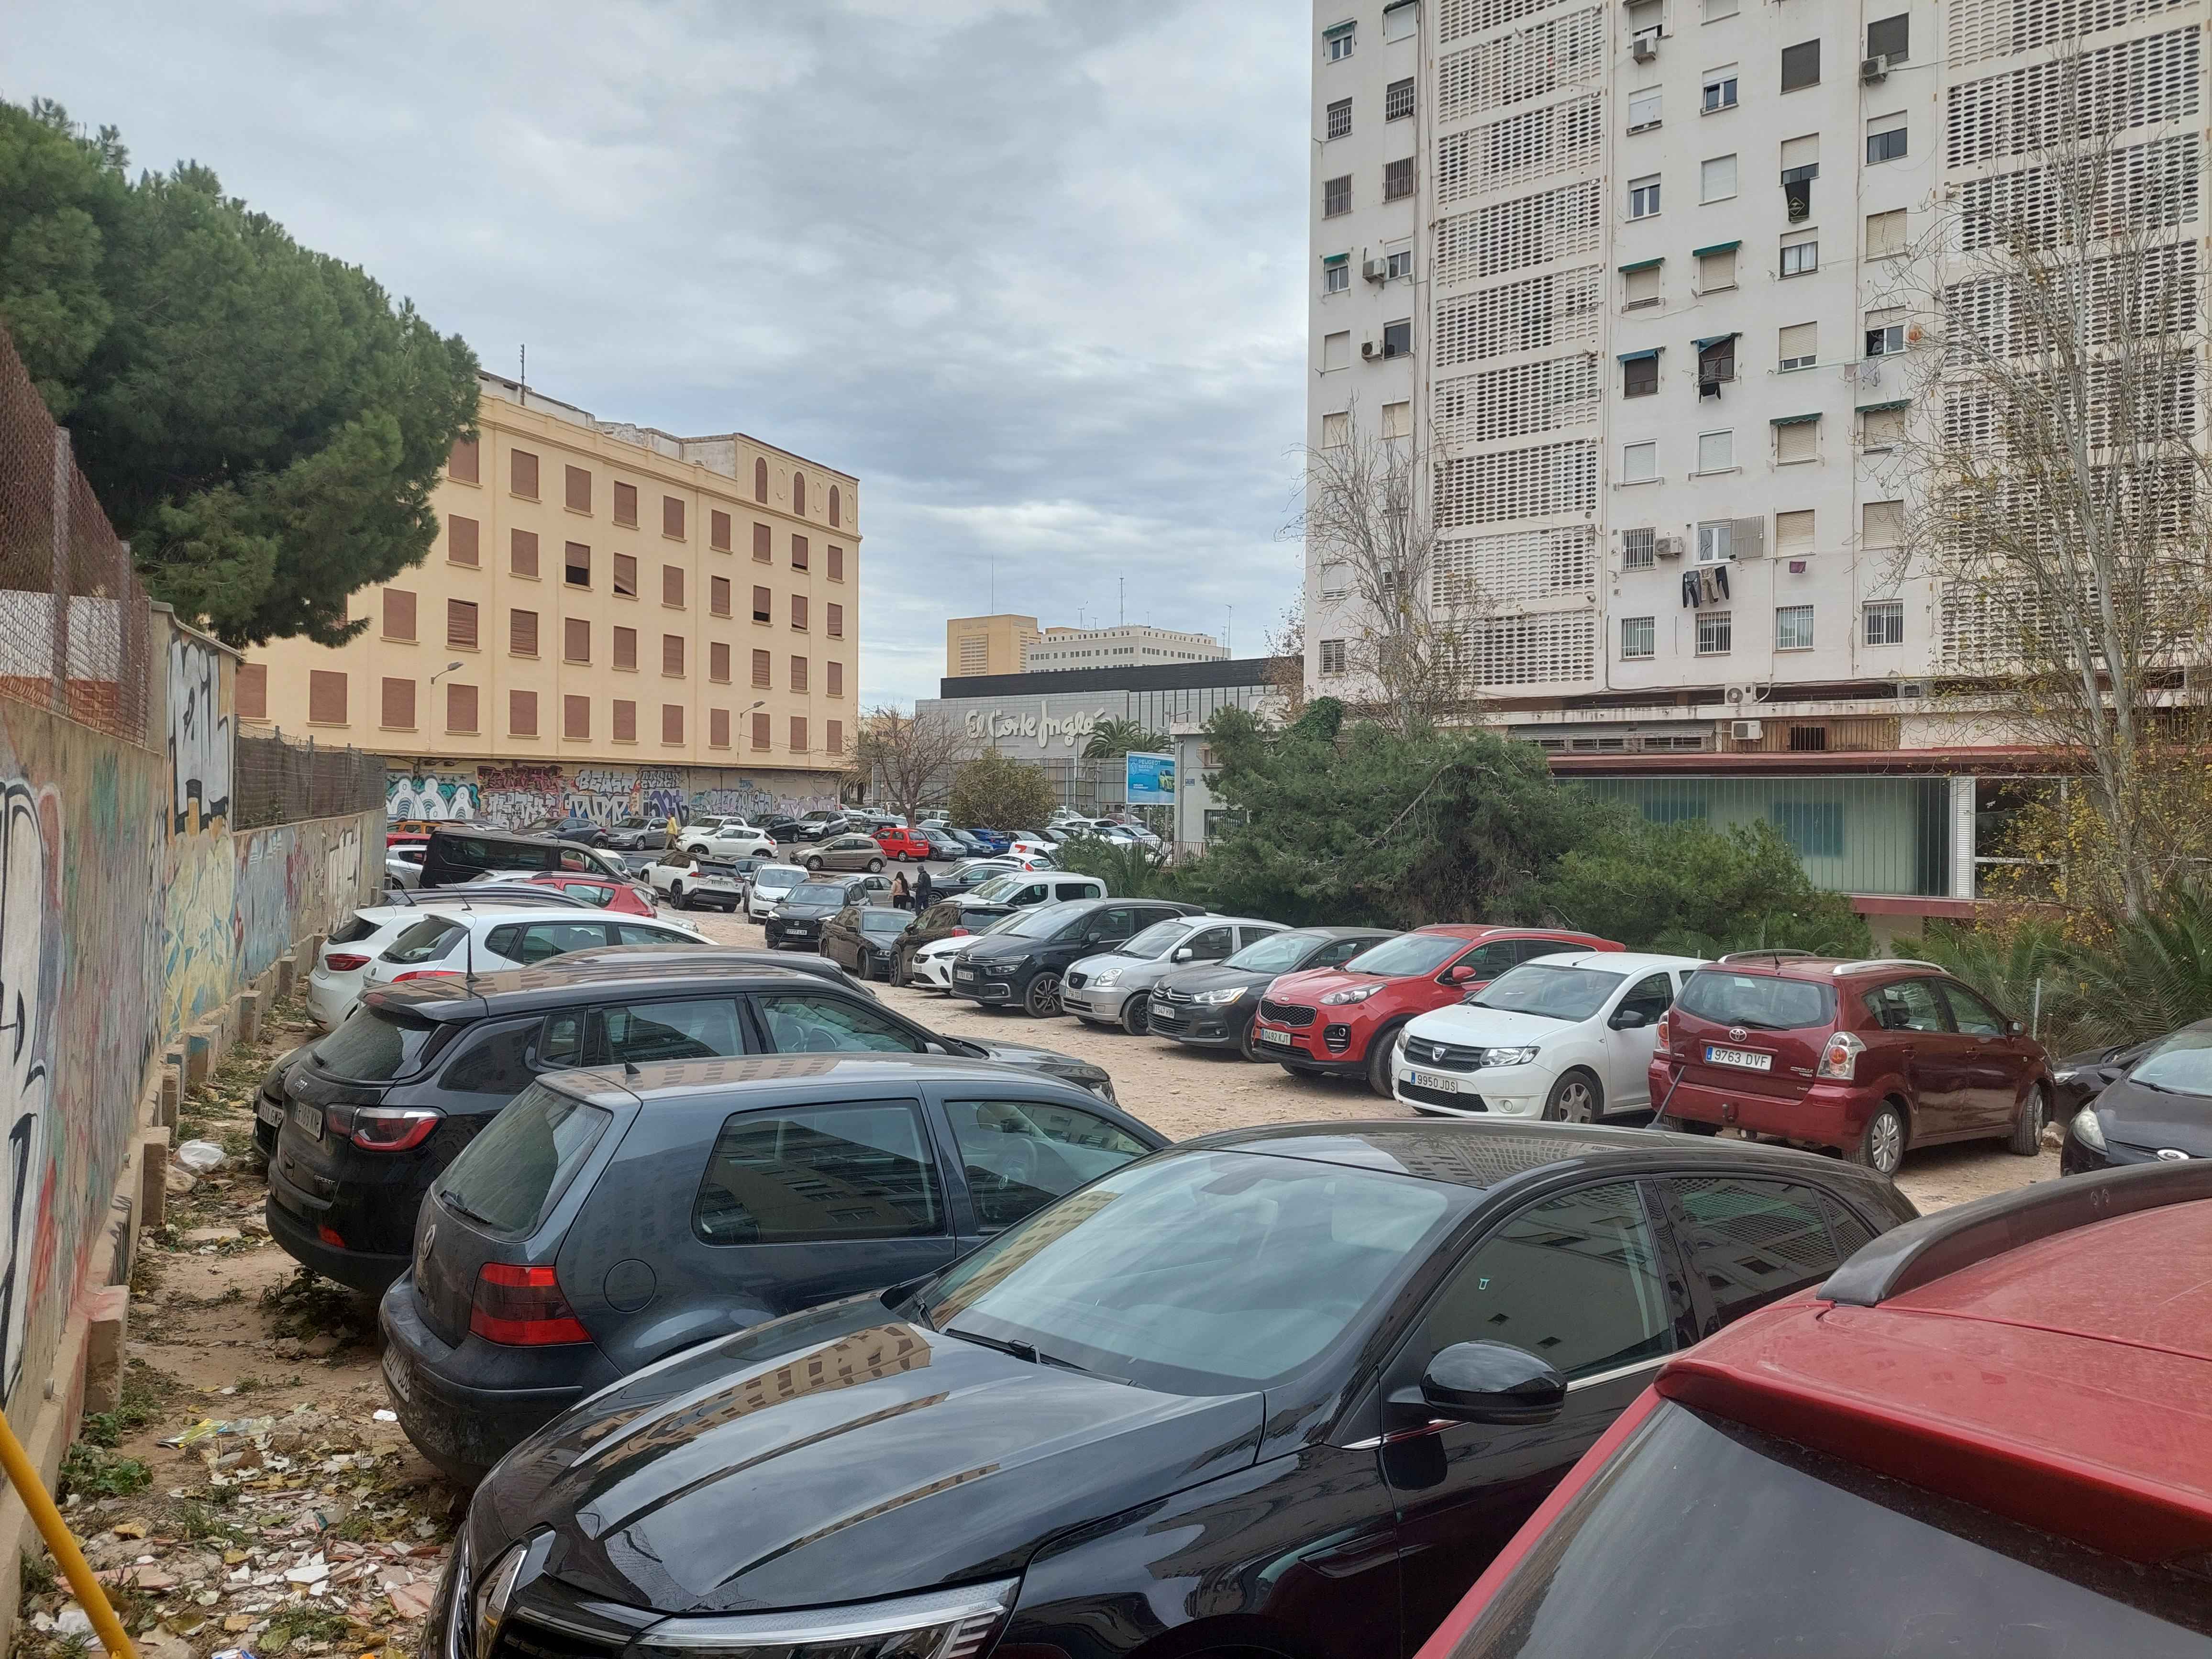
[915,865,934,910]
[891,871,911,910]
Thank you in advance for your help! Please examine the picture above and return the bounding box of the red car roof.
[1655,1198,2212,1566]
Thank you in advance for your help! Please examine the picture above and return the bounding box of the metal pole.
[49,430,71,715]
[0,1407,136,1658]
[2032,976,2043,1039]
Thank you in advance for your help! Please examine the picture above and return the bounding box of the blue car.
[966,827,1012,853]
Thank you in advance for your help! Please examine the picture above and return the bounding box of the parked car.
[644,850,746,912]
[1063,915,1285,1034]
[1654,952,2052,1176]
[821,902,918,979]
[906,911,1026,992]
[358,907,708,996]
[433,1121,1914,1658]
[507,872,657,916]
[764,877,885,950]
[534,815,609,847]
[795,831,888,874]
[919,828,968,861]
[1416,1163,2212,1659]
[966,827,1014,853]
[759,817,812,843]
[950,898,1206,1017]
[598,816,673,852]
[382,1055,1168,1482]
[872,825,933,862]
[2050,1032,2159,1117]
[931,858,1024,898]
[1252,926,1625,1096]
[2062,1017,2212,1172]
[890,874,1110,985]
[387,820,444,841]
[266,957,1122,1292]
[385,844,426,891]
[682,822,777,861]
[744,863,809,919]
[1007,831,1061,859]
[1395,951,1708,1122]
[306,890,599,1029]
[418,828,630,889]
[1149,926,1398,1059]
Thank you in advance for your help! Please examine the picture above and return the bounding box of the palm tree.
[1083,717,1169,760]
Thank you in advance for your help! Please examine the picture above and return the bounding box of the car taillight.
[470,1264,591,1346]
[1653,1014,1670,1053]
[951,926,968,937]
[392,969,460,983]
[324,953,371,972]
[1817,1030,1866,1080]
[325,1103,443,1151]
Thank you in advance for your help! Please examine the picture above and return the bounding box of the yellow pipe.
[0,1409,136,1659]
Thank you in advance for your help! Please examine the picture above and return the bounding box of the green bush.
[948,750,1058,832]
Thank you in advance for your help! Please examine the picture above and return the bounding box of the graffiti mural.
[163,831,233,1038]
[233,816,377,985]
[0,780,55,1405]
[470,763,843,830]
[166,638,231,834]
[387,771,479,821]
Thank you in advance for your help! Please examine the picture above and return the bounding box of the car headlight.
[1092,968,1122,988]
[1320,983,1381,1006]
[1480,1045,1541,1068]
[628,1577,1017,1659]
[2071,1105,2106,1150]
[469,1540,529,1659]
[1191,985,1247,1005]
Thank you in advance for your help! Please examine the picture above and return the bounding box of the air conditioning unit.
[1725,684,1764,707]
[1360,339,1380,360]
[1861,53,1890,81]
[1363,257,1389,283]
[1896,678,1932,700]
[1654,535,1685,559]
[1631,30,1659,59]
[1730,719,1765,741]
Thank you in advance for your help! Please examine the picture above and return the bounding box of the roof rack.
[1818,1161,2212,1307]
[1828,958,1943,975]
[387,885,596,911]
[1715,949,1818,965]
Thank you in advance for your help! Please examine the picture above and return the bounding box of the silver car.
[796,832,888,873]
[1062,916,1285,1034]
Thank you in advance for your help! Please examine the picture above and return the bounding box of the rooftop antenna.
[1227,605,1233,655]
[1119,577,1125,626]
[518,343,526,404]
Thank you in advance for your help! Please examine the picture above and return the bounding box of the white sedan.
[682,823,776,860]
[1392,951,1709,1122]
[359,907,709,995]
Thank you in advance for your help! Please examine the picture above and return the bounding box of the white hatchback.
[1392,951,1709,1122]
[308,892,610,1026]
[746,863,809,919]
[907,911,1024,992]
[682,824,776,861]
[358,907,708,995]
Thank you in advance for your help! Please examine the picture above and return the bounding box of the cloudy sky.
[7,0,1309,707]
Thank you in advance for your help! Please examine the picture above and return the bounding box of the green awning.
[1692,239,1741,256]
[1618,257,1663,273]
[1692,332,1740,350]
[1321,253,1348,264]
[1856,399,1910,413]
[1617,347,1661,362]
[1770,411,1821,426]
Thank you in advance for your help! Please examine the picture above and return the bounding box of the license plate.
[290,1101,325,1139]
[955,968,977,983]
[1705,1045,1772,1072]
[381,1344,413,1405]
[1260,1027,1293,1047]
[256,1099,285,1128]
[1411,1070,1460,1093]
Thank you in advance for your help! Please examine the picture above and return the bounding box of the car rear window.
[311,1009,443,1082]
[432,1082,613,1236]
[329,914,381,946]
[1676,969,1835,1031]
[1439,1402,2212,1658]
[383,917,463,965]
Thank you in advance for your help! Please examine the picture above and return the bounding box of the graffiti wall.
[397,761,839,829]
[386,771,478,821]
[163,635,235,1039]
[233,817,374,984]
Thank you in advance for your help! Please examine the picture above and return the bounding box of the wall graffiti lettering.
[0,778,55,1404]
[166,639,232,833]
[387,771,479,821]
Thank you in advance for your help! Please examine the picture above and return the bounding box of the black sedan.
[821,902,916,980]
[1149,925,1398,1059]
[763,878,868,950]
[2050,1035,2158,1117]
[2061,1019,2212,1172]
[434,1123,1913,1659]
[951,897,1202,1017]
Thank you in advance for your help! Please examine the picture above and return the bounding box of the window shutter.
[827,543,844,581]
[1625,265,1661,306]
[448,515,479,566]
[448,437,479,483]
[663,704,684,745]
[510,449,539,498]
[790,716,808,752]
[1866,209,1906,257]
[663,565,685,607]
[791,655,809,693]
[510,609,539,655]
[612,699,637,742]
[1776,420,1818,463]
[709,641,730,682]
[1861,405,1906,446]
[710,509,731,551]
[614,554,638,597]
[1779,322,1816,362]
[752,586,771,622]
[827,661,843,697]
[511,530,539,578]
[1780,39,1819,90]
[829,486,842,528]
[614,481,638,527]
[1732,515,1767,556]
[1776,509,1815,551]
[663,634,686,676]
[827,719,844,754]
[381,677,415,729]
[753,522,772,562]
[1863,499,1904,544]
[383,588,417,641]
[752,649,771,688]
[509,690,538,737]
[614,626,638,670]
[447,599,478,649]
[564,618,590,662]
[565,465,591,512]
[446,682,477,734]
[792,595,808,631]
[751,711,771,749]
[711,575,731,616]
[792,535,809,570]
[564,542,590,586]
[711,707,730,747]
[827,602,843,638]
[236,664,267,721]
[663,496,685,538]
[564,695,590,740]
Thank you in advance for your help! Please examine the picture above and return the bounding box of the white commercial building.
[1022,624,1228,672]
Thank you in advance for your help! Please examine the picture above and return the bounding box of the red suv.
[872,825,930,862]
[1251,924,1623,1096]
[1653,952,2050,1176]
[1417,1163,2212,1658]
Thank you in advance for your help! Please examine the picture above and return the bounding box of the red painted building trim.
[1548,746,2076,777]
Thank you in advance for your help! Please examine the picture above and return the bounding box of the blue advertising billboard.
[1125,751,1176,806]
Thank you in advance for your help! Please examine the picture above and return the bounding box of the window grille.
[1623,527,1657,569]
[1437,95,1601,204]
[1462,609,1598,685]
[1433,527,1598,606]
[1434,266,1601,364]
[1437,181,1601,285]
[1948,0,2185,69]
[1437,9,1603,122]
[1434,441,1598,525]
[1439,0,1565,45]
[1434,353,1598,444]
[1959,134,2198,253]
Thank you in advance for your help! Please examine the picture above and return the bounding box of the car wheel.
[1542,1069,1603,1124]
[868,858,885,873]
[1022,973,1063,1018]
[1238,1018,1264,1062]
[891,957,909,988]
[1121,995,1151,1036]
[669,881,686,910]
[807,855,824,871]
[2009,1082,2050,1156]
[1366,1025,1406,1098]
[1851,1101,1909,1176]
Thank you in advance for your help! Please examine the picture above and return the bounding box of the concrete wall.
[385,760,841,828]
[234,816,376,985]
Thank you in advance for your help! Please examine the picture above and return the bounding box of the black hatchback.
[435,1123,1912,1659]
[380,1054,1165,1483]
[2061,1018,2212,1172]
[1149,925,1398,1059]
[950,897,1205,1018]
[263,955,1122,1293]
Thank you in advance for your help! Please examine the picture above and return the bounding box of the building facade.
[242,373,859,826]
[946,614,1042,679]
[946,615,1228,677]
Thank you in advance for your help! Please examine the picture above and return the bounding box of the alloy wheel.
[1024,973,1062,1018]
[1869,1108,1905,1175]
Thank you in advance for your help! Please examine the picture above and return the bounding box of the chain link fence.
[0,331,152,744]
[233,732,387,830]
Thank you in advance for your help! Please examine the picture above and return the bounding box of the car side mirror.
[1609,1007,1650,1030]
[1172,946,1194,962]
[2008,1019,2025,1036]
[1441,963,1479,985]
[1409,1341,1566,1426]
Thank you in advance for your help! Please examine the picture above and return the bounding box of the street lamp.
[429,661,465,685]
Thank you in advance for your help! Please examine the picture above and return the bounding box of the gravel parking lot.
[684,904,2058,1213]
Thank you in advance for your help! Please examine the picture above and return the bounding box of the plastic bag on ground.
[176,1140,228,1173]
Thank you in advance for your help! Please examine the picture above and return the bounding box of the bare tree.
[852,706,974,824]
[1887,43,2212,922]
[1288,401,1484,734]
[1262,596,1308,718]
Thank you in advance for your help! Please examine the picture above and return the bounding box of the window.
[1862,498,1903,546]
[1319,638,1348,675]
[1622,353,1659,398]
[1382,319,1412,358]
[1776,509,1814,552]
[1383,400,1411,438]
[790,655,808,693]
[1321,410,1350,448]
[1860,404,1905,448]
[510,608,538,656]
[509,689,538,737]
[710,509,731,552]
[709,707,730,748]
[829,485,842,528]
[1322,331,1350,371]
[1416,1184,1674,1383]
[1383,0,1416,39]
[1386,76,1415,120]
[608,698,635,742]
[793,475,807,516]
[1866,208,1907,259]
[509,448,538,499]
[614,481,638,527]
[1942,984,2008,1037]
[827,661,843,697]
[564,542,590,586]
[447,598,479,650]
[1697,335,1736,386]
[1696,610,1733,654]
[381,677,415,730]
[710,641,730,683]
[1780,38,1819,90]
[1323,256,1349,294]
[752,585,771,623]
[1383,157,1415,200]
[1865,977,1949,1034]
[448,514,479,567]
[1386,245,1413,280]
[564,465,590,513]
[614,553,638,597]
[1621,615,1657,658]
[303,668,349,726]
[1865,308,1906,357]
[1629,174,1661,217]
[792,593,809,631]
[654,632,689,681]
[1324,19,1354,60]
[1671,1177,1849,1325]
[663,704,684,745]
[1778,321,1816,371]
[751,710,771,749]
[752,522,771,562]
[1698,519,1734,561]
[1326,97,1352,139]
[1704,0,1737,18]
[1627,86,1662,131]
[1866,112,1906,164]
[382,587,417,642]
[614,626,638,671]
[1696,430,1734,473]
[564,695,589,741]
[827,718,843,753]
[1702,67,1737,110]
[786,535,807,573]
[709,575,731,619]
[1624,264,1662,308]
[1622,441,1658,482]
[1700,153,1737,202]
[945,1099,1151,1231]
[1323,174,1352,216]
[1780,234,1817,276]
[1865,11,1907,61]
[789,716,807,752]
[1775,603,1815,650]
[662,564,685,608]
[663,496,686,539]
[752,457,768,502]
[1865,598,1905,645]
[1623,527,1657,568]
[828,544,845,581]
[236,664,266,721]
[446,682,477,734]
[501,531,538,583]
[1775,417,1818,463]
[1698,245,1736,290]
[692,1100,942,1246]
[448,436,479,483]
[752,648,772,688]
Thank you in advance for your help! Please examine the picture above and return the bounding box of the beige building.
[240,373,860,825]
[945,614,1042,679]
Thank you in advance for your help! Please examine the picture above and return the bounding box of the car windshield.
[755,866,804,888]
[789,883,848,905]
[1472,964,1629,1022]
[1342,932,1468,977]
[1228,931,1332,973]
[312,1009,442,1081]
[861,910,913,935]
[2129,1029,2212,1096]
[432,1082,613,1237]
[1677,970,1836,1031]
[1119,919,1192,960]
[924,1149,1454,1393]
[1003,901,1084,940]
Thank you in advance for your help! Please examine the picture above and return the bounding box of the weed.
[57,1442,148,1499]
[259,1267,374,1340]
[19,1550,54,1595]
[52,1630,94,1659]
[264,1606,351,1649]
[166,1499,243,1542]
[78,1361,172,1448]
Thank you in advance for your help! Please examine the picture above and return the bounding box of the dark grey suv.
[380,1054,1165,1482]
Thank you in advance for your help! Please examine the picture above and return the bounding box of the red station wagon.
[1418,1163,2212,1658]
[872,825,931,862]
[1251,925,1623,1095]
[1654,951,2051,1175]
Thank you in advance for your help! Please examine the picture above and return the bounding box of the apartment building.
[242,373,859,822]
[1306,0,2209,935]
[945,616,1227,676]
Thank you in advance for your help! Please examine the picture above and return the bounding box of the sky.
[4,0,1312,708]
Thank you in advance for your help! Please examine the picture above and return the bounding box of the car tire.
[807,855,825,871]
[1122,995,1151,1036]
[668,881,686,910]
[891,957,909,988]
[1542,1069,1603,1124]
[1366,1025,1406,1098]
[1022,973,1063,1018]
[2009,1082,2050,1156]
[868,858,885,873]
[1850,1101,1910,1176]
[1238,1018,1264,1062]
